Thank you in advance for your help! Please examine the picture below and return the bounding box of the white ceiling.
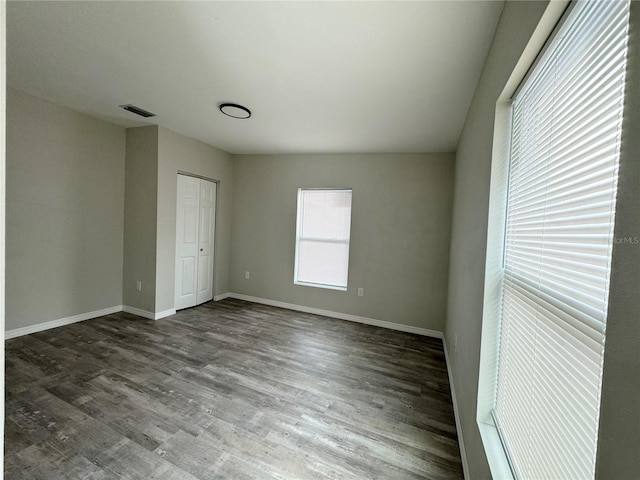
[7,1,504,155]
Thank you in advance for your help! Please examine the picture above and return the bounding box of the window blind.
[295,189,352,290]
[494,1,630,479]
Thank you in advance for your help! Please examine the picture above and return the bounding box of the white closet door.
[175,175,216,310]
[175,175,200,310]
[196,179,216,305]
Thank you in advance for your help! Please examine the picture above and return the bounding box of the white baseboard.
[6,292,442,343]
[6,304,178,340]
[122,305,154,319]
[5,305,123,340]
[154,308,176,320]
[225,293,443,339]
[443,339,470,480]
[122,306,175,320]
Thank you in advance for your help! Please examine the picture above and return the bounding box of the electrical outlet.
[244,271,250,280]
[136,280,142,291]
[357,287,364,297]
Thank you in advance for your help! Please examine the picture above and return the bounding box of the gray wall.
[122,125,234,315]
[595,2,640,476]
[6,102,233,324]
[444,2,549,477]
[123,126,158,313]
[156,126,234,313]
[1,3,6,469]
[6,88,126,330]
[230,153,454,331]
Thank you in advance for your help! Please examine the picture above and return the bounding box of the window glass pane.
[295,189,352,289]
[299,190,352,240]
[296,240,350,288]
[493,1,630,478]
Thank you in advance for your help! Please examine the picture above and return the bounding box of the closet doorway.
[175,173,216,310]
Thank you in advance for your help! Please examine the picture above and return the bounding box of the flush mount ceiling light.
[219,103,251,119]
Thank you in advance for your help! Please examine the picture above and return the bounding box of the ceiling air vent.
[119,104,156,118]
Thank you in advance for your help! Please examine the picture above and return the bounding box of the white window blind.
[295,189,352,290]
[494,1,630,479]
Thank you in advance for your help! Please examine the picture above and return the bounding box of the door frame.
[175,171,220,309]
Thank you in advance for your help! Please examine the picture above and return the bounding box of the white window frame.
[294,188,352,291]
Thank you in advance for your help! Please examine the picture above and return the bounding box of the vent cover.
[119,104,156,118]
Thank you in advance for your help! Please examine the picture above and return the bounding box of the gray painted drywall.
[595,2,640,476]
[444,2,549,477]
[2,5,7,469]
[123,126,158,313]
[6,88,125,330]
[230,153,454,331]
[122,125,233,315]
[156,126,234,314]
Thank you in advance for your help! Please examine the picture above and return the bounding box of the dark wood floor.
[5,298,463,479]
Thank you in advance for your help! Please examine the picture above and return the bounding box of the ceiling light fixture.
[219,103,251,119]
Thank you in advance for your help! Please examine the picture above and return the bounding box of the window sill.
[478,420,514,480]
[294,280,347,292]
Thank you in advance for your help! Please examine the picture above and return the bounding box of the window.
[490,1,630,479]
[294,188,352,290]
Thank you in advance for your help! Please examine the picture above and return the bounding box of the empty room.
[1,1,638,479]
